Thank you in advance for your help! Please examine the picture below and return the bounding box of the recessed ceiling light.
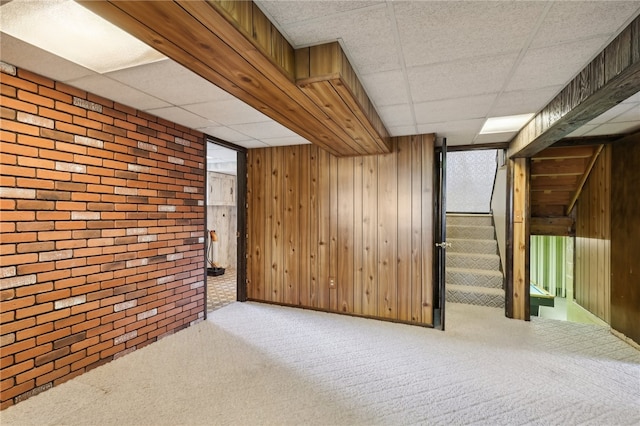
[480,113,535,134]
[0,0,165,73]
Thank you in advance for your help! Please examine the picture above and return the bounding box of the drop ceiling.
[1,0,639,149]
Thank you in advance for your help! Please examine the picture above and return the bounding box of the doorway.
[205,139,247,313]
[444,149,506,312]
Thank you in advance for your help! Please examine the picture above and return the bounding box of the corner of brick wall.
[0,62,206,409]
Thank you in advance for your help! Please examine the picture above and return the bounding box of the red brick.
[16,303,53,320]
[36,365,69,386]
[16,322,54,341]
[38,86,72,104]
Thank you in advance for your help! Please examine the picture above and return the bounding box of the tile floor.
[206,269,237,312]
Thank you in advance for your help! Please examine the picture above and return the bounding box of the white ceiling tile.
[145,106,217,130]
[387,125,418,137]
[206,143,237,162]
[587,102,639,125]
[200,126,255,143]
[473,132,516,145]
[566,124,599,138]
[106,59,234,106]
[360,70,409,107]
[0,32,94,82]
[611,104,639,123]
[585,121,640,137]
[230,121,298,139]
[414,94,497,125]
[417,119,485,146]
[377,104,414,128]
[283,6,399,74]
[65,74,169,110]
[184,99,271,125]
[261,136,312,147]
[408,54,517,102]
[531,2,640,49]
[506,37,610,92]
[490,86,563,117]
[238,140,271,149]
[394,1,547,68]
[257,1,382,26]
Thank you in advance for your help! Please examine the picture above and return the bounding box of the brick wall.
[0,63,206,409]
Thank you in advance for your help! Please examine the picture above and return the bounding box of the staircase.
[446,214,505,308]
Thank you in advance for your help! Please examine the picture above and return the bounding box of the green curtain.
[530,236,570,297]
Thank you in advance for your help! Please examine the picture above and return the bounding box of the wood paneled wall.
[610,135,640,344]
[246,135,435,326]
[574,145,611,323]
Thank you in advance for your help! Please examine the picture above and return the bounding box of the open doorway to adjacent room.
[205,141,241,312]
[444,149,507,313]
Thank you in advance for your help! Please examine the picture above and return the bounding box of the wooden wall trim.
[508,15,640,158]
[510,157,529,320]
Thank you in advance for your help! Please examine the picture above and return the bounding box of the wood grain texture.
[610,135,640,344]
[511,158,529,320]
[509,15,640,158]
[79,1,388,157]
[574,145,611,324]
[246,135,436,326]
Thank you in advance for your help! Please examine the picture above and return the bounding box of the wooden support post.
[510,157,530,320]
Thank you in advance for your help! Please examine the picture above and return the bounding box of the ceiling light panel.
[0,0,165,73]
[480,114,534,134]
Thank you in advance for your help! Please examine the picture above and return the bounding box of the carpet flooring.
[2,302,639,425]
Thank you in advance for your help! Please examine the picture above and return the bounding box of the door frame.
[434,138,447,330]
[204,136,248,320]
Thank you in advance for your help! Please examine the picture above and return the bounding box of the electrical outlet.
[329,278,335,288]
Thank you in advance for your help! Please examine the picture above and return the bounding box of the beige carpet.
[2,302,639,425]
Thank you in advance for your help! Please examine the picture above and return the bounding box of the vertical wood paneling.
[284,145,300,305]
[397,139,412,322]
[309,146,319,307]
[421,138,434,323]
[353,157,364,315]
[337,157,355,313]
[271,147,284,302]
[610,135,640,344]
[362,155,379,317]
[246,148,254,299]
[329,155,339,311]
[299,145,311,306]
[574,144,611,323]
[378,142,398,319]
[317,149,331,310]
[246,134,435,326]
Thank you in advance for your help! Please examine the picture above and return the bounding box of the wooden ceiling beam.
[508,15,640,158]
[78,0,391,157]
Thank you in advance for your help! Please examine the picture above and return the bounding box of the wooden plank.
[378,143,398,319]
[270,147,284,303]
[602,145,611,324]
[283,145,300,305]
[362,155,378,317]
[512,158,528,320]
[353,156,364,315]
[566,144,604,215]
[298,81,370,155]
[79,1,361,156]
[530,158,588,176]
[246,150,254,299]
[533,146,597,160]
[298,145,311,306]
[262,149,272,302]
[337,157,355,313]
[530,175,580,191]
[410,136,422,323]
[308,146,319,308]
[530,217,574,236]
[317,149,331,310]
[509,16,640,158]
[530,190,572,205]
[329,153,339,311]
[531,204,566,217]
[249,149,264,300]
[610,137,639,342]
[397,137,412,322]
[421,135,434,325]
